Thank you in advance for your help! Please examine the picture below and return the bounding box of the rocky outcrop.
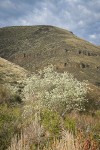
[78,50,99,56]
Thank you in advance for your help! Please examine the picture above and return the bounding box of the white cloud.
[78,20,85,27]
[89,34,97,39]
[0,0,100,44]
[9,6,61,27]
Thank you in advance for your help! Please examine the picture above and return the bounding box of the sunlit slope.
[0,57,29,86]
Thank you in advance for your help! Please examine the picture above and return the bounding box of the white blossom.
[23,65,88,115]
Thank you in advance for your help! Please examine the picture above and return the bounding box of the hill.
[0,25,100,86]
[0,57,29,88]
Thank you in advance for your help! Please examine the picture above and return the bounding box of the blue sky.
[0,0,100,45]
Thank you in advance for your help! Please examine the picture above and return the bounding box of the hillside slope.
[0,25,100,86]
[0,57,29,88]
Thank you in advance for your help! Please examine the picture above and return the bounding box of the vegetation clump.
[23,65,88,115]
[0,84,22,105]
[0,84,22,149]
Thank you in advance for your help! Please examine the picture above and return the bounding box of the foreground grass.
[0,65,100,150]
[0,104,21,150]
[0,84,22,150]
[8,109,100,150]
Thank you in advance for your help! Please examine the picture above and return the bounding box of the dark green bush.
[9,94,22,105]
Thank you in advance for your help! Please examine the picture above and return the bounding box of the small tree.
[23,65,88,115]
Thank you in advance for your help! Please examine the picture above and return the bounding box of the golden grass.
[0,57,29,85]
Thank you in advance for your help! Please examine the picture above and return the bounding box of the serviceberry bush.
[23,65,88,115]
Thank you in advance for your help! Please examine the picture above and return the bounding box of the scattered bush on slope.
[23,65,88,115]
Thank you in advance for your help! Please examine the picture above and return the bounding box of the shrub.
[23,65,88,115]
[85,90,100,113]
[0,84,22,105]
[0,84,11,104]
[10,94,22,105]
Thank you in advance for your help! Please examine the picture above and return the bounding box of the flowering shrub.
[23,65,88,115]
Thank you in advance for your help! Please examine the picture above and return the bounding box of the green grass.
[0,104,21,150]
[41,109,61,136]
[0,84,22,150]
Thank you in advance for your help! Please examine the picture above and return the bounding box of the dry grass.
[8,118,44,150]
[8,111,100,150]
[43,131,80,150]
[8,129,99,150]
[0,57,28,85]
[8,130,80,150]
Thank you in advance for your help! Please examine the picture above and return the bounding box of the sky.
[0,0,100,45]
